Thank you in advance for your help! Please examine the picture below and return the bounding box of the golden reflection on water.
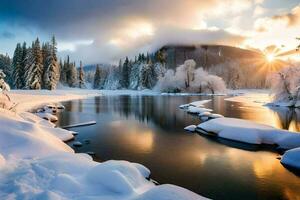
[193,145,300,200]
[109,120,154,153]
[232,101,300,132]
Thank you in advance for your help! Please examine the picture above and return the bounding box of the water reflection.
[56,95,300,200]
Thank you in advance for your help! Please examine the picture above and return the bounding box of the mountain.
[158,44,265,69]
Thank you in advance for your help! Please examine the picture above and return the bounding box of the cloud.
[254,5,267,16]
[63,26,246,64]
[0,0,252,63]
[254,4,300,31]
[272,5,300,26]
[0,31,15,39]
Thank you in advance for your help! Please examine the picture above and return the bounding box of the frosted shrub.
[0,70,13,109]
[268,65,300,106]
[155,59,226,94]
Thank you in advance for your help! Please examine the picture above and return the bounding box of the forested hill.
[158,44,264,69]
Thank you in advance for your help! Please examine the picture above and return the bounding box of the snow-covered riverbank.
[181,95,300,171]
[0,90,207,200]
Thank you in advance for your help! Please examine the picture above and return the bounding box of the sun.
[266,54,275,62]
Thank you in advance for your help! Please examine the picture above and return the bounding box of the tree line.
[93,51,165,90]
[0,36,86,90]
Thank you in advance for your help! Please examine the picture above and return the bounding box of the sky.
[0,0,299,64]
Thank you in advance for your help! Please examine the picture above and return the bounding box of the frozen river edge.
[0,90,207,200]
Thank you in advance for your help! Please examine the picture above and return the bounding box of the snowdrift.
[0,91,207,199]
[197,118,300,150]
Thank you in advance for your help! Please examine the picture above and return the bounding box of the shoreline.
[0,89,206,200]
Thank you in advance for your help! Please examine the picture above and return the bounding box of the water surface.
[56,95,300,200]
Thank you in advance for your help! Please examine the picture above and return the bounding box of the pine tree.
[59,59,66,84]
[68,62,77,87]
[122,57,130,88]
[93,64,101,89]
[12,43,23,89]
[25,38,43,89]
[20,42,27,88]
[78,61,85,88]
[0,54,12,87]
[43,36,59,90]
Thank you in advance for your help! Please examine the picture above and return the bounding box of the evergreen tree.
[68,61,77,87]
[0,54,12,87]
[93,64,101,89]
[12,43,23,89]
[78,61,85,88]
[122,57,130,88]
[44,36,59,90]
[59,59,66,84]
[20,42,27,88]
[25,38,43,89]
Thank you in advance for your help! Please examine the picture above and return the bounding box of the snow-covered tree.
[121,57,130,88]
[155,59,226,93]
[12,43,24,89]
[140,62,157,89]
[0,54,12,87]
[78,61,85,88]
[0,70,10,92]
[175,59,196,89]
[43,36,60,90]
[25,38,44,89]
[268,65,300,106]
[68,62,78,87]
[93,64,101,89]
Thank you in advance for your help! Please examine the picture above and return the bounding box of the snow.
[198,111,211,117]
[10,89,101,112]
[281,147,300,169]
[73,141,83,147]
[209,113,224,119]
[184,125,197,132]
[187,106,213,114]
[197,118,300,149]
[225,90,271,106]
[189,100,211,107]
[180,100,211,109]
[36,112,58,122]
[0,89,207,200]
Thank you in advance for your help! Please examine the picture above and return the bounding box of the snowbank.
[180,100,211,109]
[36,112,58,122]
[187,106,213,114]
[197,118,300,149]
[281,148,300,169]
[184,125,197,132]
[10,89,101,112]
[0,90,207,199]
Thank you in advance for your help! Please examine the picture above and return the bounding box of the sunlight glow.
[266,54,275,62]
[126,22,154,39]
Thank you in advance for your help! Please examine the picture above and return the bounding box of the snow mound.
[197,118,300,149]
[179,104,190,109]
[187,106,213,114]
[20,112,55,127]
[0,153,204,200]
[179,100,211,109]
[184,125,197,132]
[209,113,224,119]
[189,100,211,107]
[0,113,73,159]
[281,147,300,169]
[36,112,58,122]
